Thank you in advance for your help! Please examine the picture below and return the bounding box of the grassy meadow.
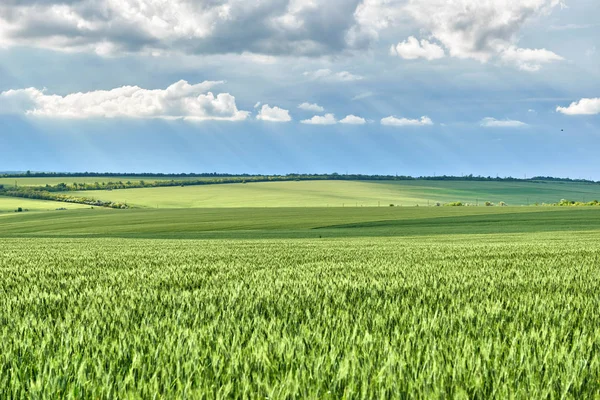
[1,178,600,397]
[66,179,600,208]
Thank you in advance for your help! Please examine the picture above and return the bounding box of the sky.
[0,0,598,177]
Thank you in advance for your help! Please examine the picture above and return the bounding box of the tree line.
[2,171,598,184]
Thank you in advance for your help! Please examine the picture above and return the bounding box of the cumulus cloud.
[480,117,528,127]
[303,69,363,82]
[381,116,433,126]
[501,46,564,72]
[256,104,292,122]
[301,113,337,125]
[0,80,249,121]
[556,98,600,115]
[298,102,325,112]
[0,0,370,57]
[359,0,565,70]
[340,115,366,124]
[390,36,445,60]
[0,0,567,69]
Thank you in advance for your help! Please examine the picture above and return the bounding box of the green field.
[0,195,91,213]
[65,180,600,208]
[2,228,600,397]
[1,206,600,239]
[2,180,600,397]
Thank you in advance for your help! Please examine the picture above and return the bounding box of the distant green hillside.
[65,180,600,208]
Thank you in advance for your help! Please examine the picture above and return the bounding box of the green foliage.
[445,201,464,206]
[1,236,600,397]
[556,199,600,207]
[3,171,599,184]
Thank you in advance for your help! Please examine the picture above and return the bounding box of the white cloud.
[256,104,292,122]
[381,116,433,126]
[0,0,567,70]
[303,69,363,82]
[556,98,600,115]
[0,80,249,121]
[340,115,366,124]
[301,113,337,125]
[390,36,445,60]
[298,102,325,112]
[0,0,373,57]
[254,102,262,109]
[501,46,564,72]
[480,117,528,128]
[359,0,565,70]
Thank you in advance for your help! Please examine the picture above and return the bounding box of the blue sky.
[0,0,598,177]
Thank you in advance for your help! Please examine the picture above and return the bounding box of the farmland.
[1,206,600,239]
[66,179,600,208]
[1,179,600,397]
[1,232,600,397]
